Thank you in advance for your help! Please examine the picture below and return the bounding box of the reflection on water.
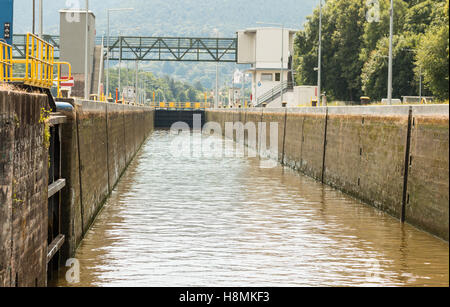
[55,130,449,287]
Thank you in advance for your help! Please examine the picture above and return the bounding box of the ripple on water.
[56,130,449,287]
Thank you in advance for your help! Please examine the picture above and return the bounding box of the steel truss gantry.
[12,34,238,63]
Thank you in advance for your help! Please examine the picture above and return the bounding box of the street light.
[213,28,220,109]
[39,0,43,37]
[106,7,134,97]
[32,0,35,34]
[387,0,394,105]
[257,22,285,105]
[84,0,89,99]
[318,0,323,106]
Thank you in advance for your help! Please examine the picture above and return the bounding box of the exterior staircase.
[256,81,294,107]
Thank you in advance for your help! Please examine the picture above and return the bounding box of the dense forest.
[294,0,449,101]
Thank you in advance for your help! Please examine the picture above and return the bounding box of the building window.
[275,73,281,81]
[261,73,273,81]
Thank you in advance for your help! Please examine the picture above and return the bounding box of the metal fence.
[0,40,13,82]
[2,33,71,96]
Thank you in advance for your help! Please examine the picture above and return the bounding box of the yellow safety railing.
[0,41,13,83]
[54,61,72,98]
[11,33,55,88]
[154,102,212,109]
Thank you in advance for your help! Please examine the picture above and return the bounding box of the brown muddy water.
[55,130,449,287]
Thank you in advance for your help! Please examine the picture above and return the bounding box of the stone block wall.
[205,105,449,241]
[58,100,154,261]
[0,90,50,287]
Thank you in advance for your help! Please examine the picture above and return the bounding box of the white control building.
[237,27,297,107]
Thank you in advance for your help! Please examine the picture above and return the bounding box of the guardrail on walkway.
[0,40,13,82]
[155,102,212,110]
[1,33,71,97]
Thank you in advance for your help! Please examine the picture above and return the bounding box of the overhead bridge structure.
[12,34,237,63]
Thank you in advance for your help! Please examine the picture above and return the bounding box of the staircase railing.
[256,81,294,106]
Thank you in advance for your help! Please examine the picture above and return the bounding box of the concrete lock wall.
[0,90,50,287]
[58,100,154,260]
[206,106,449,241]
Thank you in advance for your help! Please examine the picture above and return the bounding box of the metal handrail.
[256,81,294,106]
[11,33,55,88]
[54,61,72,98]
[0,41,13,82]
[156,102,211,109]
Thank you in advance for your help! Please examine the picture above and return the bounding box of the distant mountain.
[14,0,316,36]
[12,0,318,88]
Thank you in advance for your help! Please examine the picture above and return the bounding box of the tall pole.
[98,36,104,98]
[39,0,43,37]
[118,33,122,97]
[106,9,110,97]
[242,72,245,107]
[32,0,36,34]
[318,0,323,106]
[106,8,134,99]
[214,29,219,108]
[282,26,285,103]
[84,0,89,100]
[419,66,422,101]
[387,0,394,105]
[135,60,138,104]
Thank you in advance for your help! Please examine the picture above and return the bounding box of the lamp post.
[106,7,134,98]
[84,0,89,99]
[257,22,285,105]
[32,0,35,34]
[38,0,43,37]
[318,0,323,106]
[118,31,122,97]
[387,0,394,105]
[213,29,220,108]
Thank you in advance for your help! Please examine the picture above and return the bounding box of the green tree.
[295,0,367,101]
[415,4,449,99]
[361,35,421,99]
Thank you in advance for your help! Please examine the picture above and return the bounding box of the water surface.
[56,130,449,287]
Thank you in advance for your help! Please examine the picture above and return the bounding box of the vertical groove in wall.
[258,109,264,155]
[75,108,84,237]
[9,112,15,287]
[401,107,413,223]
[300,116,305,167]
[321,108,329,183]
[105,104,111,193]
[122,105,126,167]
[281,109,288,165]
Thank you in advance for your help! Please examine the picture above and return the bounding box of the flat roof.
[246,68,289,72]
[238,27,298,34]
[59,9,96,17]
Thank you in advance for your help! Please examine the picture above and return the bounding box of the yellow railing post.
[0,41,13,83]
[10,33,55,89]
[54,61,72,98]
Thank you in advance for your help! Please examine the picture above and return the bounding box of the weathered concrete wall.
[58,100,154,261]
[206,105,449,241]
[407,106,449,241]
[324,107,410,219]
[285,108,328,181]
[0,90,50,287]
